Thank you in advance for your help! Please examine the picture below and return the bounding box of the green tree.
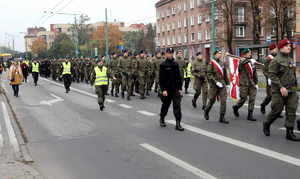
[143,24,156,54]
[123,31,144,53]
[48,33,75,58]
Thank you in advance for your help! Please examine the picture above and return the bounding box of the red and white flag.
[228,56,240,100]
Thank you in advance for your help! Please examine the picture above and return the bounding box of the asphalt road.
[1,75,300,179]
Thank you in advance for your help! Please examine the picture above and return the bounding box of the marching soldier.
[192,52,208,110]
[146,55,154,96]
[232,48,258,121]
[131,53,139,96]
[119,50,133,100]
[31,60,40,86]
[263,39,300,141]
[109,53,121,97]
[159,48,184,131]
[153,52,164,94]
[183,57,192,94]
[175,50,185,82]
[62,59,72,93]
[204,49,230,124]
[90,59,109,111]
[138,50,148,99]
[261,44,277,114]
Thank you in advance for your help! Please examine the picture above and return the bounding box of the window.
[178,35,182,44]
[162,38,165,46]
[190,0,195,9]
[237,7,245,23]
[157,25,160,33]
[184,34,188,43]
[172,36,176,45]
[178,20,182,28]
[205,15,210,23]
[184,18,187,27]
[190,16,195,26]
[167,37,171,46]
[205,30,210,40]
[198,15,202,24]
[191,32,195,42]
[177,4,182,12]
[172,7,176,15]
[156,11,160,20]
[260,27,264,36]
[236,26,245,37]
[167,24,170,31]
[198,31,202,41]
[196,0,201,7]
[184,2,187,11]
[172,22,175,30]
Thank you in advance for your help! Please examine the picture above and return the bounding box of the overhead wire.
[36,0,68,26]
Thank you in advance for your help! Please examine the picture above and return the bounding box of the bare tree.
[217,0,235,54]
[250,0,262,44]
[268,0,295,42]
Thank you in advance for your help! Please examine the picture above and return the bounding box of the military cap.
[278,39,291,49]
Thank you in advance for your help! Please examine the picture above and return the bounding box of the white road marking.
[42,78,116,103]
[1,102,20,155]
[40,93,64,106]
[279,128,300,134]
[140,143,218,179]
[119,104,133,109]
[166,120,300,167]
[137,110,157,116]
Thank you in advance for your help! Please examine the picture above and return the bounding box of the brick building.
[155,0,292,60]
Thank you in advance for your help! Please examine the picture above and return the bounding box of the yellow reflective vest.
[62,62,71,75]
[184,63,192,78]
[32,63,39,73]
[94,66,108,86]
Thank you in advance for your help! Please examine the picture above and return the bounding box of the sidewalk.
[0,78,44,179]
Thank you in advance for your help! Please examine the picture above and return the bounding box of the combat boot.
[260,104,266,114]
[192,99,197,108]
[175,120,184,131]
[160,117,166,127]
[286,127,300,142]
[263,122,271,136]
[121,92,125,99]
[146,91,150,96]
[140,96,146,100]
[247,111,257,121]
[110,89,114,97]
[127,95,131,101]
[219,114,229,124]
[204,109,209,120]
[297,120,300,131]
[202,105,206,111]
[232,105,239,117]
[115,93,119,98]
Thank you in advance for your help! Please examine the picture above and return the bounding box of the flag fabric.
[228,55,240,100]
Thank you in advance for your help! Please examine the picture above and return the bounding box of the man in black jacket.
[159,48,184,131]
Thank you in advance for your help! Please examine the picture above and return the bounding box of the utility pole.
[74,15,79,57]
[105,8,109,63]
[210,0,217,56]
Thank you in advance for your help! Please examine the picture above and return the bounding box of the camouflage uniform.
[191,57,208,109]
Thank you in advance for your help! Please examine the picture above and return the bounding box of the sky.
[0,0,157,52]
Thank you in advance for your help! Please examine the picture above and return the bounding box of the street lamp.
[44,11,86,57]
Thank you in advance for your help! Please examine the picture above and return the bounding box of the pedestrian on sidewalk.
[8,61,23,97]
[90,59,109,111]
[159,48,184,131]
[21,60,29,83]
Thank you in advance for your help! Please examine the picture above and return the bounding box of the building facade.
[155,0,293,60]
[24,27,47,52]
